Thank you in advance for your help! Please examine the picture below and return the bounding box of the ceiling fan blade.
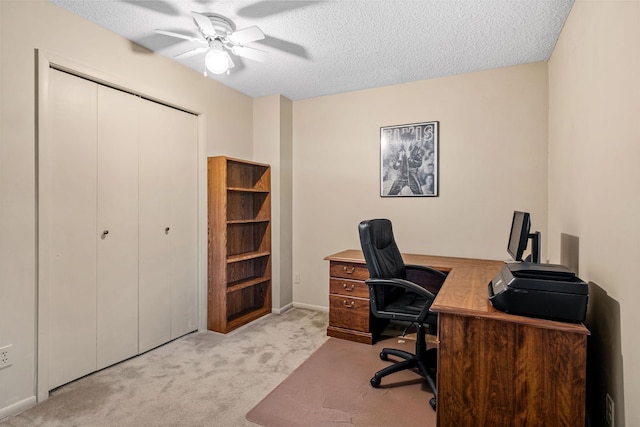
[174,46,209,59]
[191,11,216,37]
[123,0,180,16]
[231,45,269,62]
[237,1,321,19]
[155,29,207,44]
[228,26,265,44]
[257,35,309,59]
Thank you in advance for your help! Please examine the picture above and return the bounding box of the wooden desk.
[325,250,589,427]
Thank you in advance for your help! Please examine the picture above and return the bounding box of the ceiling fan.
[155,11,268,75]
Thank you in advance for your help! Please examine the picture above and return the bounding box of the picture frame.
[380,121,439,197]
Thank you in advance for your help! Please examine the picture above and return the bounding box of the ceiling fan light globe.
[205,49,229,74]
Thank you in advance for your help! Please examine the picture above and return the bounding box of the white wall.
[292,63,549,310]
[253,95,294,311]
[548,1,640,425]
[0,0,253,416]
[5,0,635,424]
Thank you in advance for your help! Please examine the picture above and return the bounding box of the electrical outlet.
[0,345,12,369]
[294,272,300,284]
[606,393,614,427]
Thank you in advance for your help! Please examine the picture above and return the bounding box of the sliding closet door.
[166,108,198,339]
[46,68,198,386]
[96,85,140,370]
[138,99,197,352]
[48,69,98,389]
[138,99,173,352]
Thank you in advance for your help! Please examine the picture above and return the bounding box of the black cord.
[402,322,415,337]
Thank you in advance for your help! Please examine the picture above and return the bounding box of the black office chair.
[358,219,447,410]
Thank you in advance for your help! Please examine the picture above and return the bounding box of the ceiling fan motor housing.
[200,13,235,39]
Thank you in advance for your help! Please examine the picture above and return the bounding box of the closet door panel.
[48,69,98,389]
[138,99,175,352]
[167,112,198,339]
[138,100,198,351]
[96,85,140,369]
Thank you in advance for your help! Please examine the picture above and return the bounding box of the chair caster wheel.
[370,376,381,388]
[379,351,388,361]
[429,397,436,410]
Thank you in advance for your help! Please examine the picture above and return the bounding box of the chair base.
[370,348,436,411]
[369,323,437,411]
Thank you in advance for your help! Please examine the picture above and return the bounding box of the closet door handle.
[165,227,170,234]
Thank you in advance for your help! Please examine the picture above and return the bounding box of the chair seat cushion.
[384,291,429,316]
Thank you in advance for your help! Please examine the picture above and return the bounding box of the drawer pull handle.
[343,266,356,274]
[343,300,355,308]
[343,283,355,291]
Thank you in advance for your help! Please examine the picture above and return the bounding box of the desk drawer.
[329,278,369,298]
[329,295,370,332]
[329,261,369,280]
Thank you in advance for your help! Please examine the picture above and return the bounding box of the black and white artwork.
[380,121,439,197]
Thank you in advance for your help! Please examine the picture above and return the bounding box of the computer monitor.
[507,211,540,263]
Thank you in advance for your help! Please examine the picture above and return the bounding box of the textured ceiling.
[49,0,574,100]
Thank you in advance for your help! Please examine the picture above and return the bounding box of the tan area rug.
[246,336,437,427]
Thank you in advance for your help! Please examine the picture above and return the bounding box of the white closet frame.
[35,50,208,402]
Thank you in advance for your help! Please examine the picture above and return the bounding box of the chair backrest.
[358,219,408,311]
[358,219,407,280]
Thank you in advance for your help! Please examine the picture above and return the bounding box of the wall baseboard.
[0,396,37,422]
[292,302,329,313]
[272,302,329,314]
[272,303,294,314]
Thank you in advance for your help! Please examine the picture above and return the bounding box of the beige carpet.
[246,336,437,427]
[1,309,329,427]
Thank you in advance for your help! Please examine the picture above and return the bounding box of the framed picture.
[380,121,439,197]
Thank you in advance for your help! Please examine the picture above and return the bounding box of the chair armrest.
[365,277,436,300]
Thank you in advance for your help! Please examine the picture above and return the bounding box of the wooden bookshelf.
[207,156,272,333]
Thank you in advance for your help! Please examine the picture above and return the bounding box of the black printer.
[488,262,588,323]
